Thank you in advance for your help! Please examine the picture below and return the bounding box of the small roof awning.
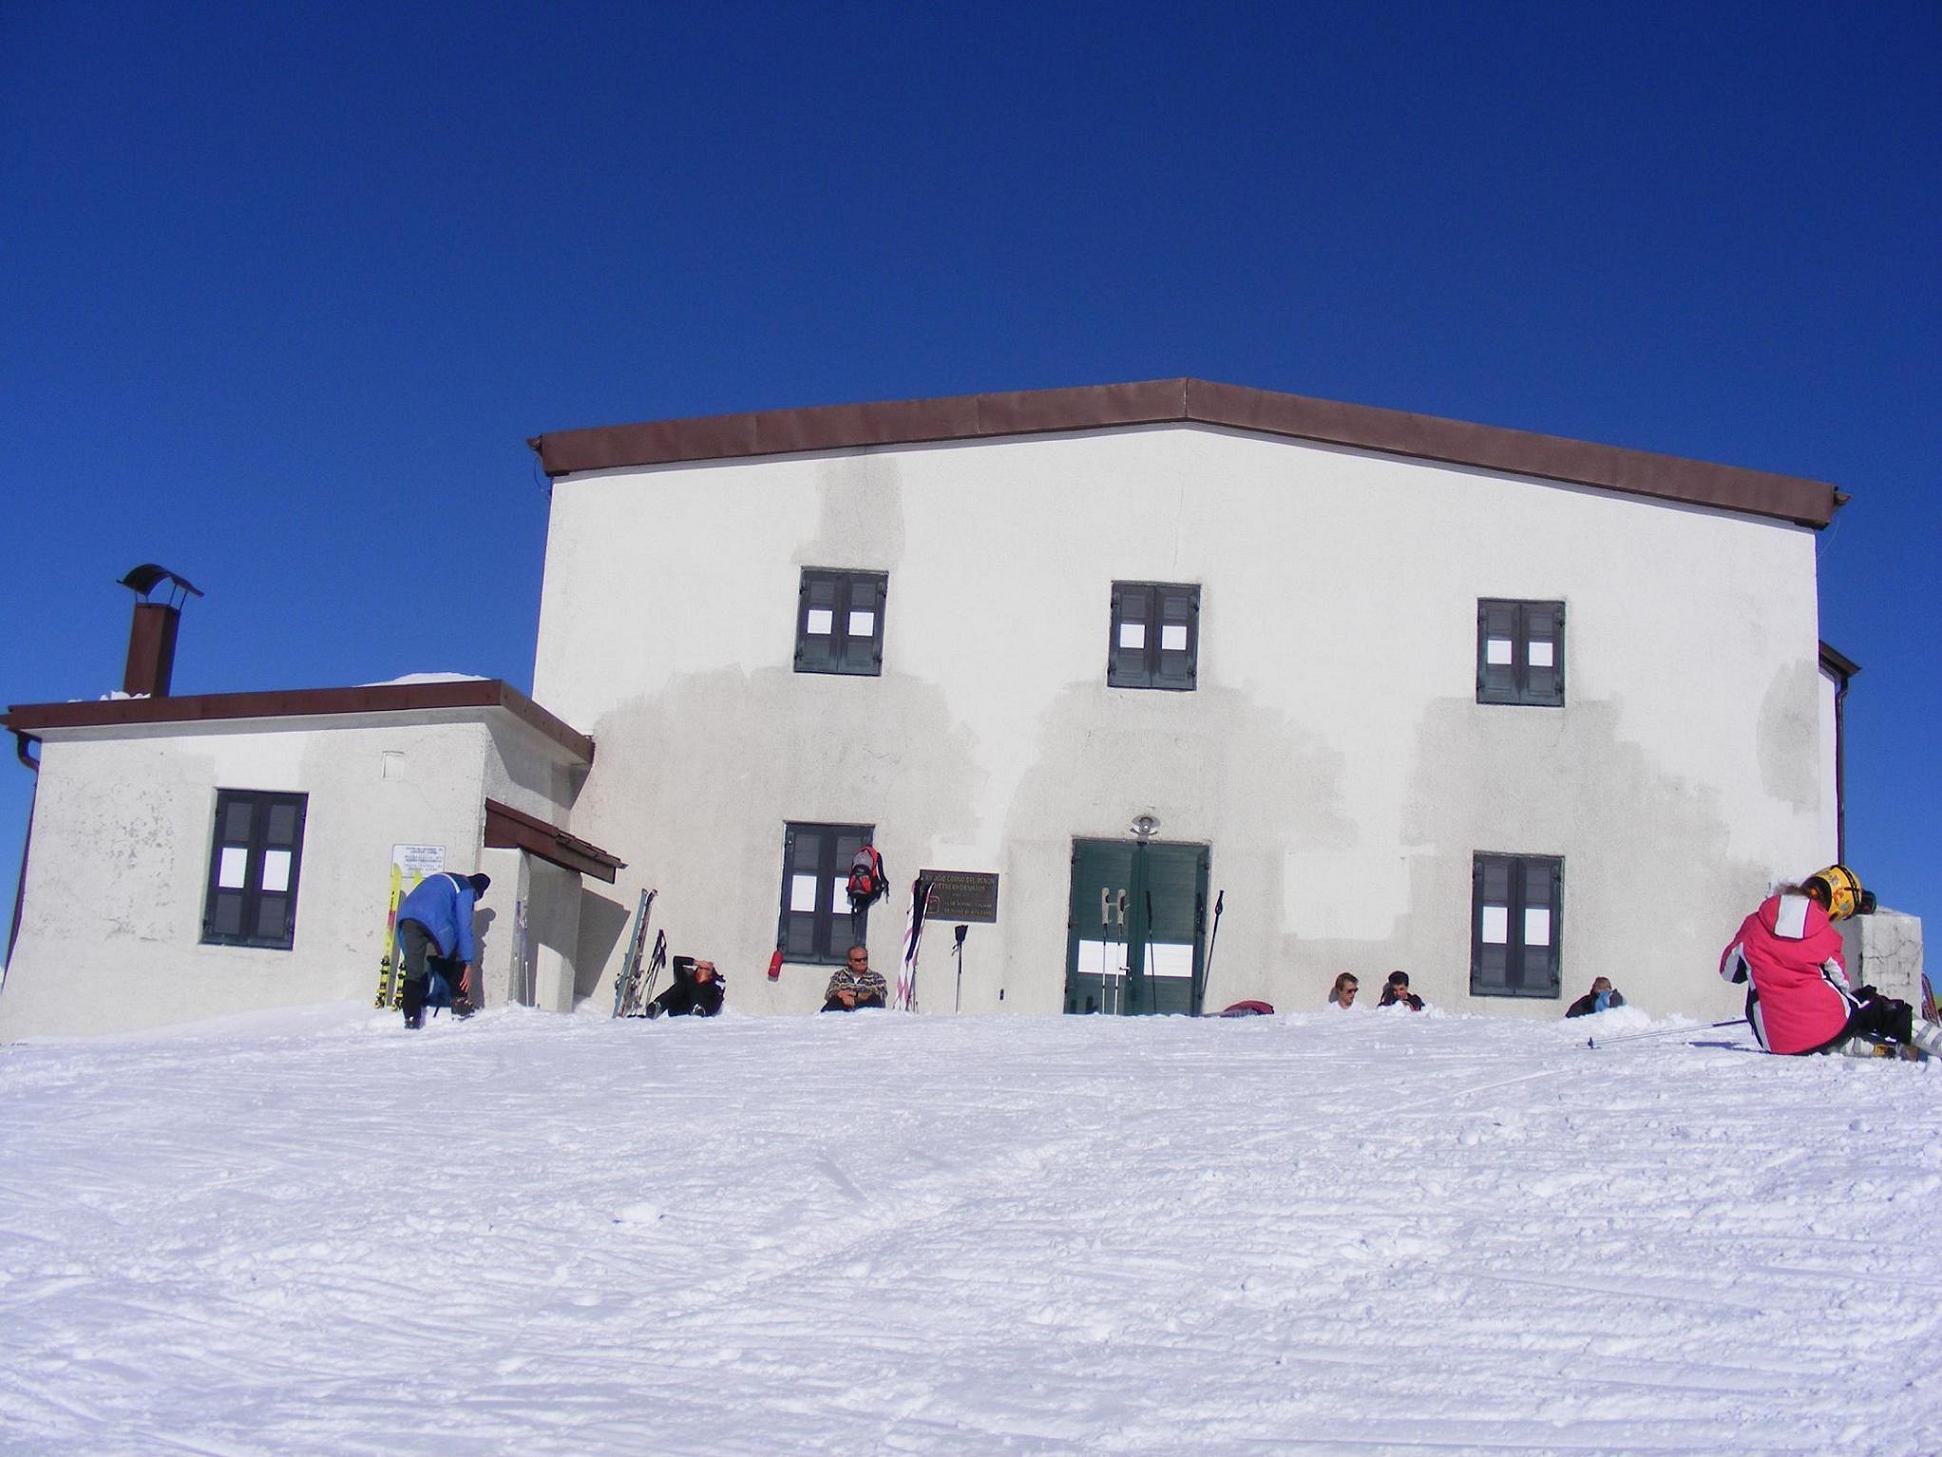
[483,798,626,883]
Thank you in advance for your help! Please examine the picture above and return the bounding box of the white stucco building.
[525,378,1850,1022]
[1,679,620,1038]
[3,378,1862,1036]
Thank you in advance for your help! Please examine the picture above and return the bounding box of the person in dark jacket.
[1564,976,1625,1018]
[394,871,489,1029]
[1377,970,1424,1010]
[647,959,725,1018]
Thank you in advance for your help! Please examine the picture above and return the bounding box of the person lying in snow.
[821,945,888,1012]
[647,958,724,1019]
[1377,971,1424,1010]
[1719,864,1942,1058]
[1564,976,1625,1018]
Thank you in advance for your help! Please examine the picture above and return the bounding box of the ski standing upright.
[896,876,931,1012]
[374,864,405,1009]
[611,888,657,1018]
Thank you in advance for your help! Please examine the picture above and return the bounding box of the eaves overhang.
[484,798,624,883]
[0,679,596,765]
[529,377,1844,529]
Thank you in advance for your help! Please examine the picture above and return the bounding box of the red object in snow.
[767,948,784,981]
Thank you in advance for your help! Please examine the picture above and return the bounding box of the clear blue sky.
[4,3,1936,957]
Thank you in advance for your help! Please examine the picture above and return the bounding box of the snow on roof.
[357,672,492,687]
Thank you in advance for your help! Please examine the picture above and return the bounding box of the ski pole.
[953,924,967,1012]
[1115,889,1129,1014]
[1587,1017,1746,1050]
[1144,889,1157,1016]
[1205,890,1224,980]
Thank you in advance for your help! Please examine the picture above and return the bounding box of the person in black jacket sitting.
[647,958,725,1018]
[1564,976,1624,1018]
[1377,970,1424,1010]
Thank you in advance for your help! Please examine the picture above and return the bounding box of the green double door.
[1063,839,1210,1016]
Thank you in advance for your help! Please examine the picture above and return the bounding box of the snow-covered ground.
[2,1002,1937,1456]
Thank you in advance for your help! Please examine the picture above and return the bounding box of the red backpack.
[846,845,886,905]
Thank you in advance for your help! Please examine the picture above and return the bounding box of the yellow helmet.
[1804,864,1874,921]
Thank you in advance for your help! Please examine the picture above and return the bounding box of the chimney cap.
[118,564,203,605]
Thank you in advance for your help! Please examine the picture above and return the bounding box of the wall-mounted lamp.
[1129,813,1160,841]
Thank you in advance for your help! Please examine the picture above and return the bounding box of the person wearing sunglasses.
[822,945,888,1012]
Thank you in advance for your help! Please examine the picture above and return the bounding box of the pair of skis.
[894,877,932,1012]
[612,888,667,1017]
[372,865,429,1010]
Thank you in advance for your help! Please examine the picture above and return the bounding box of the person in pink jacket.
[1719,864,1941,1057]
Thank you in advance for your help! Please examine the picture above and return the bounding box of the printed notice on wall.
[1480,905,1509,944]
[392,844,445,877]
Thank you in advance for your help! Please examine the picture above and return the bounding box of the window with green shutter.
[201,790,308,949]
[1477,599,1565,706]
[777,821,875,965]
[795,569,887,676]
[1109,581,1200,690]
[1470,852,1563,997]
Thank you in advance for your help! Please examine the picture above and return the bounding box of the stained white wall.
[533,424,1831,1021]
[2,712,584,1038]
[1817,665,1843,860]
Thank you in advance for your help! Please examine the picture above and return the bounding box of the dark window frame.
[200,789,308,950]
[1108,581,1200,691]
[777,821,876,966]
[1470,851,1563,998]
[795,568,888,677]
[1476,598,1565,707]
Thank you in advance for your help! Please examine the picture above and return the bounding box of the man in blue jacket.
[395,871,490,1029]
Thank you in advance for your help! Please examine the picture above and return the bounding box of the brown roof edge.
[529,376,1842,528]
[0,679,596,763]
[483,798,624,883]
[1818,640,1861,680]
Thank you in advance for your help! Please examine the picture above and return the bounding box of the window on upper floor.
[1109,582,1200,690]
[1477,599,1564,706]
[795,569,887,676]
[1470,851,1562,998]
[201,789,308,949]
[777,821,876,965]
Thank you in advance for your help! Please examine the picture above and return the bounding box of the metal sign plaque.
[919,869,1000,924]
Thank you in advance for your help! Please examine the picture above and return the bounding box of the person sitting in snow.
[1325,972,1360,1009]
[821,944,888,1012]
[1377,970,1424,1010]
[1718,864,1942,1058]
[647,958,725,1018]
[394,871,489,1030]
[1564,976,1625,1018]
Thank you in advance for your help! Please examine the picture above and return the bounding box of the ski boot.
[400,977,427,1030]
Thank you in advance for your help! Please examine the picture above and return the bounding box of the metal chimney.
[117,564,203,698]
